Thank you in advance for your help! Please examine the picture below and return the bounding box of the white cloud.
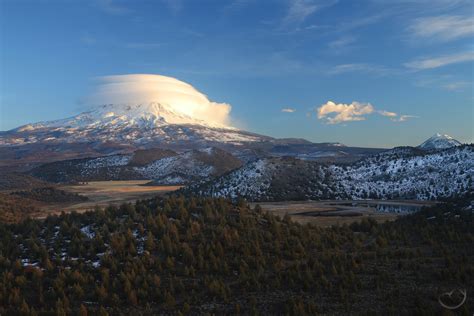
[281,108,296,113]
[96,0,130,15]
[317,101,374,124]
[328,36,356,49]
[413,74,472,91]
[125,42,164,49]
[80,34,97,45]
[391,115,417,122]
[89,74,232,126]
[405,51,474,70]
[161,0,182,14]
[379,110,417,122]
[336,13,385,32]
[223,0,254,13]
[442,81,472,91]
[378,110,397,117]
[327,63,391,76]
[408,15,474,41]
[369,0,469,12]
[317,101,416,124]
[283,0,319,25]
[282,0,337,27]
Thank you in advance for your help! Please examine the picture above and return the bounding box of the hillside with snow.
[190,145,473,201]
[30,147,242,185]
[330,144,473,199]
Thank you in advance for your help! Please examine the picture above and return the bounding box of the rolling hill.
[29,147,242,185]
[188,145,473,201]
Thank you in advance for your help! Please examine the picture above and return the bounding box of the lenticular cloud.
[89,74,232,126]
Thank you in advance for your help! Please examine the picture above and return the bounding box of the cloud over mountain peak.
[88,74,232,127]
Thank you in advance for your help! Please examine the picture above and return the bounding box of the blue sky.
[0,0,473,147]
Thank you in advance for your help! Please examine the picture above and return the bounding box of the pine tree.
[145,231,155,252]
[98,306,109,316]
[165,291,176,308]
[182,302,190,314]
[55,299,66,316]
[19,299,30,316]
[79,304,88,316]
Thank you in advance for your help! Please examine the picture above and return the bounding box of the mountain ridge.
[187,145,473,201]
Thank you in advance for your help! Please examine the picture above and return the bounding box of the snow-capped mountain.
[418,133,462,150]
[1,102,265,146]
[189,145,473,201]
[0,101,277,170]
[0,73,387,170]
[0,102,385,171]
[1,74,265,147]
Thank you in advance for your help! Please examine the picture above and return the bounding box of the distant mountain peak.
[418,133,462,150]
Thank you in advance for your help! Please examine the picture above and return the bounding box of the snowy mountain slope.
[189,145,473,201]
[418,133,462,150]
[30,147,242,184]
[0,103,266,147]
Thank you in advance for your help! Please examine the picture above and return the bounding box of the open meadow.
[251,200,438,227]
[33,181,182,218]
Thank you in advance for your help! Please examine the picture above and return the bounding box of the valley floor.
[2,178,438,226]
[35,181,437,226]
[34,181,182,218]
[251,200,438,227]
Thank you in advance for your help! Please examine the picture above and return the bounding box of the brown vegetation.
[0,193,38,223]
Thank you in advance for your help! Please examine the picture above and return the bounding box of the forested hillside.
[0,194,39,224]
[0,196,472,314]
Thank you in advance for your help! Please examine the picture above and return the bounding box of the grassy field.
[21,181,437,226]
[251,200,438,227]
[34,180,181,218]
